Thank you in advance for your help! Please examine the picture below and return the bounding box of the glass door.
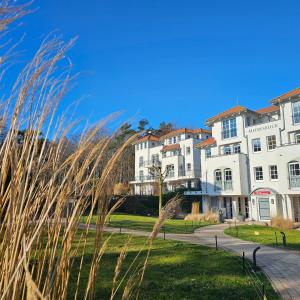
[258,198,271,220]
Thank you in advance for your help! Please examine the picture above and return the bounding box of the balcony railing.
[166,171,175,178]
[135,175,155,182]
[224,180,233,191]
[290,176,300,188]
[214,181,222,191]
[214,180,233,191]
[139,160,161,168]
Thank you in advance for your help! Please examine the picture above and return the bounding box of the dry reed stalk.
[0,2,181,300]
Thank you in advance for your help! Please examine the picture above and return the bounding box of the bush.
[110,191,200,216]
[271,216,294,230]
[184,212,218,223]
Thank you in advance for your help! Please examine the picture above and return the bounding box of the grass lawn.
[81,213,213,234]
[225,224,300,250]
[68,232,278,299]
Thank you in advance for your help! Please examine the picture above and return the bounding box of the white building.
[130,128,211,195]
[197,87,300,222]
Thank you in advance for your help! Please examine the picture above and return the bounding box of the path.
[80,223,300,299]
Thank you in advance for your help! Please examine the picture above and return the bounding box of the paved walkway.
[81,224,300,299]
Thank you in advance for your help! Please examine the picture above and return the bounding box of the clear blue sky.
[10,0,300,129]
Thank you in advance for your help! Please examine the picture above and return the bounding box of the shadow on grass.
[67,236,279,300]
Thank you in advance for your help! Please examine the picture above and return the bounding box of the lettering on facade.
[247,123,278,133]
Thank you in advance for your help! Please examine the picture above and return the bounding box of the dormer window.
[222,118,237,139]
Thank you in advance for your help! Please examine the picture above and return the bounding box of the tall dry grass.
[0,2,182,299]
[271,216,294,230]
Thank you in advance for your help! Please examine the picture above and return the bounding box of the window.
[162,152,166,158]
[252,138,261,152]
[140,143,143,149]
[222,118,237,139]
[267,135,276,150]
[144,142,147,148]
[151,154,159,165]
[166,164,175,178]
[254,166,263,181]
[269,165,278,180]
[173,137,176,143]
[233,144,241,153]
[168,138,172,144]
[139,170,144,181]
[187,163,191,171]
[177,135,181,142]
[214,169,222,191]
[205,148,212,158]
[289,162,300,188]
[246,117,251,127]
[137,144,139,150]
[224,168,233,191]
[293,101,300,124]
[139,156,144,167]
[223,145,231,155]
[295,133,300,144]
[186,146,191,155]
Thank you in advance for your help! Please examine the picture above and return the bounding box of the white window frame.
[233,144,241,153]
[269,165,278,180]
[254,166,263,181]
[214,169,222,191]
[222,118,237,139]
[252,138,261,153]
[266,135,276,151]
[205,147,212,158]
[187,163,191,171]
[223,145,231,155]
[293,101,300,124]
[289,162,300,188]
[295,133,300,144]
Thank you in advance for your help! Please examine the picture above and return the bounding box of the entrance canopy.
[250,187,278,196]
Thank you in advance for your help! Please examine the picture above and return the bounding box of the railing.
[224,181,233,191]
[214,181,222,191]
[166,171,175,178]
[140,160,161,167]
[205,152,246,159]
[134,175,155,182]
[178,169,201,178]
[290,176,300,188]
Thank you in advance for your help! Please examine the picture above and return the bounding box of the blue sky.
[9,0,300,130]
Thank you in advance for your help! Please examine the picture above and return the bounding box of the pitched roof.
[159,128,211,140]
[195,137,216,148]
[132,135,160,145]
[206,105,252,125]
[255,105,280,114]
[161,143,180,152]
[271,87,300,104]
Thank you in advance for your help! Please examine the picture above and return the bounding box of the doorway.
[223,197,233,219]
[258,198,271,220]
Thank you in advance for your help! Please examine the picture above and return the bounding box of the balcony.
[224,181,233,191]
[290,176,300,189]
[213,180,232,191]
[140,160,161,168]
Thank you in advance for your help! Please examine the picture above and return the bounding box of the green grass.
[68,232,278,299]
[225,224,300,250]
[81,213,214,234]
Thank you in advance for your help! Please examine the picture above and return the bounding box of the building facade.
[130,129,211,195]
[198,88,300,222]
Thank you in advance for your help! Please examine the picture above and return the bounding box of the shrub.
[184,212,218,223]
[113,183,130,195]
[271,216,294,230]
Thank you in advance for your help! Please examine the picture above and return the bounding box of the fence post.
[185,221,187,233]
[262,284,266,300]
[163,226,166,240]
[275,231,278,245]
[242,251,245,272]
[280,231,287,247]
[215,235,218,250]
[253,246,261,271]
[236,224,239,237]
[119,225,122,233]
